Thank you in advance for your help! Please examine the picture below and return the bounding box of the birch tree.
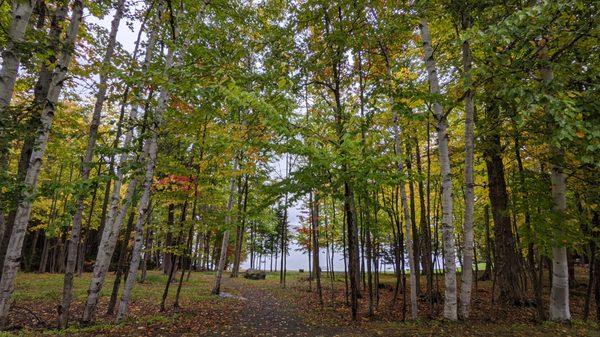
[82,10,159,323]
[0,0,84,327]
[0,0,36,113]
[212,161,238,295]
[459,6,475,319]
[419,17,458,321]
[116,39,177,323]
[541,41,571,322]
[0,0,38,251]
[59,0,126,327]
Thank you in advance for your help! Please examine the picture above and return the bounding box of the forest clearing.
[0,0,598,335]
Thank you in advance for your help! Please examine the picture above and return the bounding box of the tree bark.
[459,11,475,319]
[161,202,186,312]
[311,192,323,306]
[540,43,571,322]
[0,0,84,327]
[0,0,36,113]
[231,174,249,278]
[59,0,125,327]
[105,209,135,316]
[419,18,458,321]
[116,39,176,322]
[82,18,158,323]
[483,102,524,304]
[212,161,238,295]
[0,0,68,278]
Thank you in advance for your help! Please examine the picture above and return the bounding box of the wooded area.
[0,0,598,335]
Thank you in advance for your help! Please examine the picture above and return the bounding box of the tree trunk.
[0,0,35,112]
[161,203,185,312]
[539,43,571,322]
[82,20,157,324]
[212,161,238,295]
[459,11,475,319]
[163,205,175,275]
[279,155,290,287]
[344,181,360,320]
[365,214,374,316]
[419,18,457,321]
[59,0,125,327]
[231,175,249,278]
[311,192,323,306]
[0,0,67,278]
[514,133,546,320]
[405,143,420,295]
[39,234,49,273]
[483,103,524,304]
[391,109,418,319]
[116,39,176,323]
[174,221,194,308]
[0,1,84,327]
[140,229,151,283]
[78,164,103,276]
[106,209,135,316]
[416,136,433,314]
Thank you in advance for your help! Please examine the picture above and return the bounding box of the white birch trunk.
[212,162,238,295]
[0,0,36,112]
[82,20,158,324]
[419,18,458,321]
[0,0,37,205]
[59,0,125,327]
[116,43,176,322]
[460,28,475,319]
[541,46,571,322]
[0,0,84,326]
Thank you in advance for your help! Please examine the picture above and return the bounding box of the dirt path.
[204,278,369,337]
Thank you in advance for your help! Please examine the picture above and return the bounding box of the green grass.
[5,269,598,337]
[4,270,224,336]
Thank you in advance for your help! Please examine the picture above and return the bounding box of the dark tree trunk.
[161,202,187,311]
[480,205,493,281]
[344,181,360,320]
[311,192,323,306]
[38,234,50,273]
[231,175,249,278]
[482,103,523,304]
[163,204,175,275]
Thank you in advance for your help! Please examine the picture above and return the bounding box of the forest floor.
[0,270,598,336]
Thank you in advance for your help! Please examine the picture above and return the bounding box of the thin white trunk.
[460,25,475,319]
[116,43,176,322]
[0,0,36,112]
[0,0,84,327]
[212,162,238,295]
[550,149,569,321]
[541,45,571,322]
[0,0,37,209]
[59,0,125,327]
[82,20,158,323]
[419,18,458,321]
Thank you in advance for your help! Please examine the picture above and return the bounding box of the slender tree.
[459,4,475,319]
[419,18,458,321]
[0,0,84,327]
[59,0,126,327]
